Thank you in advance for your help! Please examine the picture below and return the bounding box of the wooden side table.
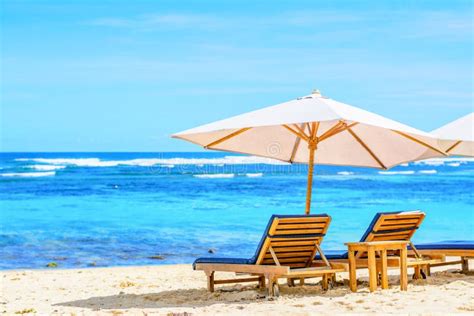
[345,241,409,292]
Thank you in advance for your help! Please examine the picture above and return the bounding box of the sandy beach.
[1,260,473,315]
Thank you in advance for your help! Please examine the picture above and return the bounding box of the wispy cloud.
[86,10,370,31]
[85,9,473,47]
[400,11,473,40]
[88,13,224,29]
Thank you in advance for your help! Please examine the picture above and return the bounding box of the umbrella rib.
[293,124,310,138]
[289,124,305,163]
[346,127,387,169]
[319,122,358,142]
[283,125,310,142]
[391,130,447,156]
[204,127,252,149]
[311,122,319,138]
[446,140,462,153]
[318,121,345,141]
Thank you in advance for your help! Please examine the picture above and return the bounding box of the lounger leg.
[380,249,388,289]
[265,274,276,297]
[461,257,469,273]
[420,265,428,279]
[322,274,329,291]
[205,271,215,292]
[376,265,381,286]
[287,278,295,287]
[259,276,266,289]
[414,265,421,280]
[299,278,305,286]
[426,265,431,276]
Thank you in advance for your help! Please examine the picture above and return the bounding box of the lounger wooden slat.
[277,217,329,223]
[193,214,341,296]
[264,251,313,258]
[372,235,412,241]
[271,246,316,252]
[382,219,420,224]
[274,229,327,235]
[276,223,328,229]
[271,239,322,244]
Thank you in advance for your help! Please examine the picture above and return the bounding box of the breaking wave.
[193,174,235,179]
[415,158,474,166]
[27,165,66,171]
[246,173,263,178]
[15,156,287,167]
[378,171,415,175]
[419,170,437,174]
[337,171,354,176]
[1,172,56,178]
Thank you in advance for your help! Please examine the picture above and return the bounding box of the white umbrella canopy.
[173,90,446,214]
[431,113,474,157]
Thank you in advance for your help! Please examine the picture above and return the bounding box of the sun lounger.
[314,211,443,279]
[411,240,474,273]
[193,214,345,296]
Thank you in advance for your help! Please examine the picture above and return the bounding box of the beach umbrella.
[431,113,474,157]
[172,90,446,214]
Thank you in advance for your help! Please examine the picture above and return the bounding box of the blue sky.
[1,0,472,152]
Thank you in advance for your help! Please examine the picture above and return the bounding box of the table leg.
[380,249,388,289]
[348,249,357,292]
[400,247,408,291]
[367,247,377,292]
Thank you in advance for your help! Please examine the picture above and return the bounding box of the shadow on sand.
[55,271,473,311]
[55,280,349,310]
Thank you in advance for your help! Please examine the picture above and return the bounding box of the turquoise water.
[0,152,473,270]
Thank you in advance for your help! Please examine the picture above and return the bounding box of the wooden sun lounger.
[313,211,444,284]
[193,214,345,297]
[410,240,474,273]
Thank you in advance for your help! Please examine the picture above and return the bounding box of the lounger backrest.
[253,214,331,268]
[361,211,425,243]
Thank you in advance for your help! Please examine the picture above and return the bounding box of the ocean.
[0,152,473,270]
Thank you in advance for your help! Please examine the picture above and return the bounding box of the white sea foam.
[15,156,287,167]
[337,171,354,176]
[447,163,460,167]
[378,171,415,175]
[27,165,66,171]
[1,171,56,177]
[400,163,409,167]
[415,160,444,166]
[193,174,235,179]
[246,173,263,178]
[419,170,437,174]
[414,158,474,166]
[159,164,175,168]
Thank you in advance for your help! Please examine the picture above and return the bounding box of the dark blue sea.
[0,152,473,270]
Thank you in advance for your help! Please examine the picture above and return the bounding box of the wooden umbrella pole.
[305,139,317,215]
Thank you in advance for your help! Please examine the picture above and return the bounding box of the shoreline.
[2,261,473,315]
[0,263,184,273]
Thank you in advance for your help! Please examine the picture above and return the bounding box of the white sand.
[1,261,473,315]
